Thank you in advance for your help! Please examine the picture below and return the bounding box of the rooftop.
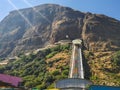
[0,74,22,87]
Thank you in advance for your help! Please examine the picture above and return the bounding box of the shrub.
[90,75,98,80]
[62,70,69,76]
[46,51,57,59]
[36,83,46,89]
[47,83,54,89]
[55,75,65,80]
[112,51,120,67]
[52,70,60,76]
[60,44,70,51]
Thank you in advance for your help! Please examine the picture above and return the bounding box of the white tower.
[55,39,92,89]
[69,39,84,79]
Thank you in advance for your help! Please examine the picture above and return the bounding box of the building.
[0,74,22,88]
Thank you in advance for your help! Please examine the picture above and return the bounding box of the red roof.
[0,74,22,87]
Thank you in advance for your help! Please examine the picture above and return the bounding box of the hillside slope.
[0,44,71,89]
[0,4,120,89]
[0,44,120,89]
[0,4,120,57]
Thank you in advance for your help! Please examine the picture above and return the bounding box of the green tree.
[52,70,60,76]
[112,51,120,68]
[62,70,69,76]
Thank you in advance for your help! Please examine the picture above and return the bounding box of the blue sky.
[0,0,120,21]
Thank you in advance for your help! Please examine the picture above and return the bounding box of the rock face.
[0,4,120,57]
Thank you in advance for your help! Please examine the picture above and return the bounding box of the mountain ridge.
[0,4,120,58]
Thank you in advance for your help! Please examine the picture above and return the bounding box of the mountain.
[0,4,120,88]
[0,4,120,58]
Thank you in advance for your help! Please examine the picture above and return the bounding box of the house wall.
[0,81,14,88]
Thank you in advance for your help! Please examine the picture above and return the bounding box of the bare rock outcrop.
[0,4,120,57]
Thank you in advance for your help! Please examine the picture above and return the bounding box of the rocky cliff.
[0,4,120,58]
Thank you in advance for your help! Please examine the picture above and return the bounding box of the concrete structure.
[55,39,92,90]
[69,39,84,78]
[56,78,92,90]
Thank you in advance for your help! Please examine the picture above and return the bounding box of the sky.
[0,0,120,21]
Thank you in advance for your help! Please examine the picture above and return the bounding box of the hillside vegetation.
[84,50,120,86]
[0,44,120,89]
[0,44,71,89]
